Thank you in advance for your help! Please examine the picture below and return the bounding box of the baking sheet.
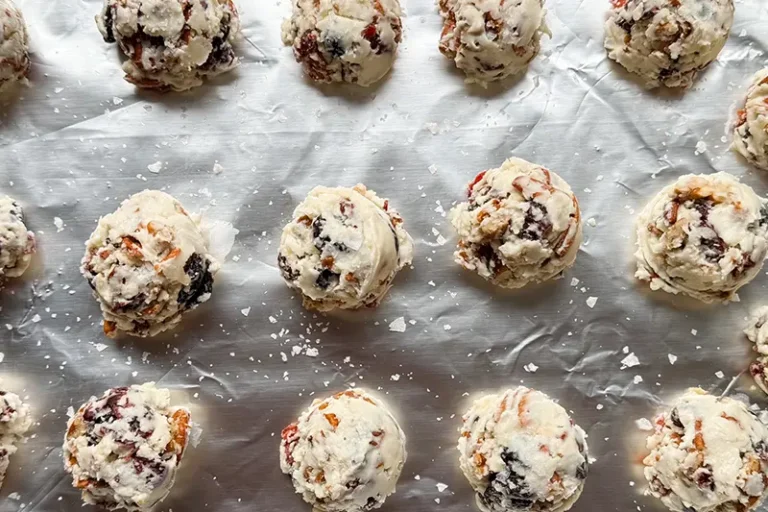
[2,0,768,510]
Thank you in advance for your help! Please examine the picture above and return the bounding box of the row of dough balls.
[1,156,766,331]
[2,383,767,512]
[0,0,738,91]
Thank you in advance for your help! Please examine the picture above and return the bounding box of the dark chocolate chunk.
[316,269,339,290]
[177,253,214,309]
[481,449,535,509]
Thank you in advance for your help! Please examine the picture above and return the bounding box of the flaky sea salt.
[621,353,640,369]
[586,297,598,308]
[667,354,677,365]
[635,418,653,431]
[147,161,162,174]
[389,317,406,332]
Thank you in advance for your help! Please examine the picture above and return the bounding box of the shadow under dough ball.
[277,184,413,312]
[0,195,36,280]
[643,388,768,512]
[63,383,191,511]
[449,157,582,289]
[438,0,548,86]
[634,172,768,303]
[458,387,589,512]
[81,190,220,338]
[280,389,407,512]
[281,0,403,86]
[96,0,241,91]
[604,0,734,89]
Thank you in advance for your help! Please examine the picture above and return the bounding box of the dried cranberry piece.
[361,24,381,53]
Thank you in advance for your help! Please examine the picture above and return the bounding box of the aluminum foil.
[1,0,768,511]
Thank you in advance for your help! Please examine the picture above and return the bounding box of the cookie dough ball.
[0,195,36,279]
[277,184,413,312]
[733,69,768,171]
[280,389,407,512]
[0,0,29,91]
[63,383,191,511]
[745,306,768,394]
[81,190,220,338]
[604,0,734,89]
[635,172,768,303]
[439,0,548,85]
[281,0,403,86]
[0,388,32,491]
[458,387,589,512]
[644,388,768,512]
[449,158,582,289]
[96,0,241,91]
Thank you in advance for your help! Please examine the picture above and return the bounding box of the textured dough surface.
[277,184,413,312]
[604,0,734,89]
[63,383,191,511]
[439,0,548,85]
[458,387,589,512]
[281,0,403,86]
[0,0,29,90]
[96,0,241,91]
[733,69,768,171]
[0,195,36,279]
[745,306,768,395]
[449,158,582,288]
[81,190,220,338]
[635,172,768,303]
[0,387,32,492]
[280,389,407,512]
[643,388,768,512]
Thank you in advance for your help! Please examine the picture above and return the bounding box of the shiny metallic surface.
[1,0,768,511]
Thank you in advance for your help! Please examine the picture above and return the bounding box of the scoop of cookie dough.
[0,195,36,279]
[281,0,403,86]
[81,190,220,338]
[745,306,768,395]
[458,387,589,512]
[277,184,413,312]
[63,383,191,511]
[733,69,768,171]
[635,172,768,303]
[449,158,582,289]
[644,388,768,512]
[439,0,548,85]
[0,387,32,492]
[280,389,407,512]
[96,0,241,91]
[604,0,734,89]
[0,0,30,91]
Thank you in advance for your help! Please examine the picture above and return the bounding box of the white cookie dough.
[643,388,768,512]
[733,69,768,171]
[604,0,734,89]
[745,306,768,395]
[458,387,589,512]
[81,190,220,338]
[449,158,582,288]
[0,195,36,279]
[0,387,32,492]
[635,172,768,303]
[281,0,403,86]
[63,383,191,511]
[0,0,29,91]
[280,389,407,512]
[439,0,548,85]
[277,184,413,312]
[96,0,241,91]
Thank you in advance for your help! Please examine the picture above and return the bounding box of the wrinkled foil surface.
[1,0,768,511]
